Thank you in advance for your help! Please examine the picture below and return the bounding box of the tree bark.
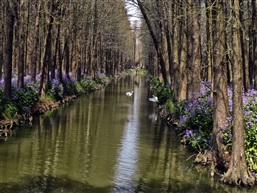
[39,0,54,98]
[4,1,15,99]
[186,0,201,101]
[221,0,255,185]
[0,0,4,80]
[31,0,41,82]
[136,0,168,85]
[18,0,26,88]
[252,0,257,89]
[210,0,229,168]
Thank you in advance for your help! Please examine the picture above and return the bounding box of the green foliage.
[183,129,208,152]
[39,96,46,103]
[174,100,187,120]
[63,79,78,96]
[46,90,56,102]
[11,84,38,114]
[177,84,213,152]
[135,69,147,76]
[242,111,257,171]
[46,82,63,102]
[95,77,103,85]
[149,76,173,105]
[166,99,175,113]
[80,77,96,91]
[245,123,257,171]
[2,103,18,120]
[75,83,84,94]
[221,89,257,172]
[122,69,134,76]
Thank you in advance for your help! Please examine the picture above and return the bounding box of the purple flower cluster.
[199,81,212,96]
[185,129,194,138]
[50,78,61,88]
[220,86,257,171]
[177,82,213,151]
[178,95,213,130]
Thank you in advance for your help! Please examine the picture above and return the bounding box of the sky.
[124,0,141,29]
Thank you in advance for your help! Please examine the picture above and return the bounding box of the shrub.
[149,76,173,105]
[11,84,38,114]
[2,103,18,120]
[80,77,96,91]
[46,78,63,101]
[62,75,78,96]
[177,81,213,152]
[166,99,175,113]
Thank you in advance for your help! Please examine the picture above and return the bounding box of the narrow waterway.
[0,76,254,193]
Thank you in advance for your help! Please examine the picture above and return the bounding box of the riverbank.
[0,70,140,139]
[147,76,257,184]
[2,75,231,193]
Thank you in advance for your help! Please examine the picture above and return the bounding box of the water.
[0,76,254,193]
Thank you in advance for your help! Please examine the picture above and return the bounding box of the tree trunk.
[210,0,229,168]
[239,1,250,92]
[57,31,63,83]
[0,0,4,80]
[205,0,213,82]
[172,1,179,99]
[18,0,26,89]
[221,0,255,185]
[186,0,201,101]
[178,3,187,101]
[31,0,41,82]
[4,2,15,99]
[64,38,70,79]
[136,0,168,85]
[252,0,257,89]
[39,1,54,98]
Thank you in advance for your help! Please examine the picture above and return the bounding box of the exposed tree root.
[221,167,255,186]
[194,150,221,177]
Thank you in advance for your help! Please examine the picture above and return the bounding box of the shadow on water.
[1,76,256,193]
[1,174,256,193]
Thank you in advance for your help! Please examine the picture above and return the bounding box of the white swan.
[126,91,134,96]
[149,95,158,103]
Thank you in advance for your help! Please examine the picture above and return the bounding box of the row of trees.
[129,0,257,186]
[0,0,135,99]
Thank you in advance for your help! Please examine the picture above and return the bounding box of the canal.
[0,76,254,193]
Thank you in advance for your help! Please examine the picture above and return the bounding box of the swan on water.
[149,95,158,102]
[126,91,134,96]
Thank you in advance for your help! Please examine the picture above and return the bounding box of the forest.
[0,0,257,187]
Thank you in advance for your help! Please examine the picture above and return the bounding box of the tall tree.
[17,0,26,88]
[175,1,187,101]
[4,1,15,99]
[39,0,55,98]
[252,0,257,89]
[135,0,169,85]
[0,0,5,80]
[210,0,229,170]
[31,0,41,82]
[186,0,201,101]
[221,0,255,185]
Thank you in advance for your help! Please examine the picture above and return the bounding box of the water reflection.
[1,76,256,193]
[112,81,141,192]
